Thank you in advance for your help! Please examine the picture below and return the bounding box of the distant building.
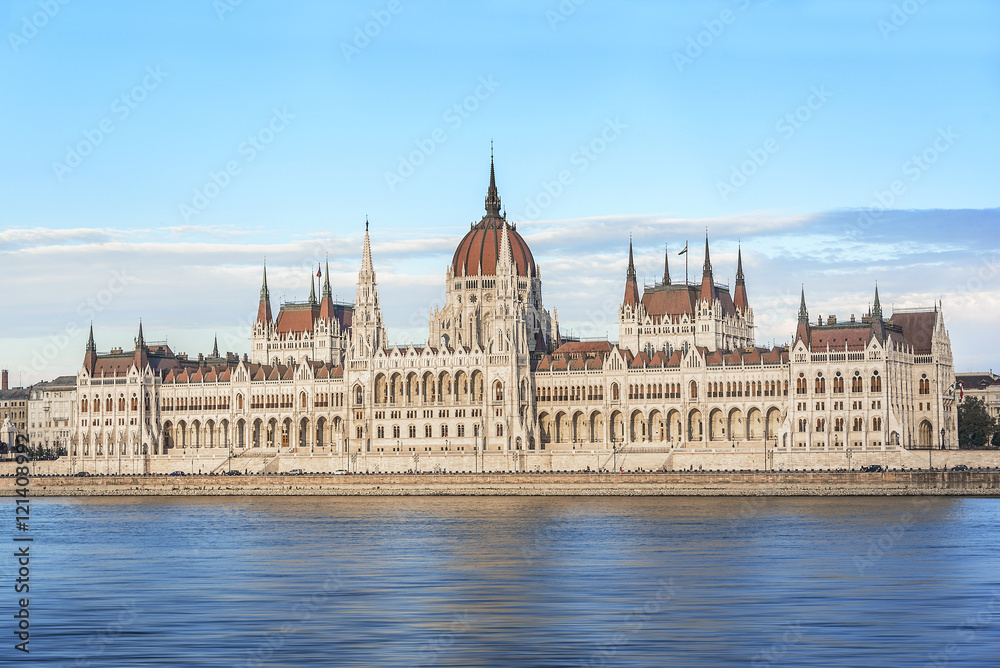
[0,369,30,453]
[27,375,77,453]
[955,372,1000,420]
[68,156,959,471]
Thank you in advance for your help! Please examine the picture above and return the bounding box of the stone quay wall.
[2,471,999,497]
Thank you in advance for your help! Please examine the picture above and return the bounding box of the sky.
[1,0,998,385]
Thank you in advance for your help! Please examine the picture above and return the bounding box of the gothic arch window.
[689,381,698,399]
[870,371,882,393]
[494,381,504,402]
[355,386,364,405]
[612,383,620,401]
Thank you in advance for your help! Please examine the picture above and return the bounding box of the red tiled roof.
[889,311,936,354]
[452,218,536,278]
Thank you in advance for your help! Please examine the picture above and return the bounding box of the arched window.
[425,425,432,438]
[833,373,844,394]
[689,381,698,399]
[612,383,620,401]
[872,416,883,431]
[496,423,504,437]
[441,425,448,438]
[408,425,416,438]
[494,381,504,402]
[377,425,385,439]
[355,386,364,405]
[81,398,88,413]
[815,374,826,394]
[870,372,882,393]
[237,394,244,410]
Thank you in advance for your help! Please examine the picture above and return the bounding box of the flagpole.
[685,240,689,285]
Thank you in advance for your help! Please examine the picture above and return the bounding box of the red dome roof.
[452,218,536,278]
[451,154,536,278]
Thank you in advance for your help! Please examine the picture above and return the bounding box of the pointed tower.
[485,143,502,218]
[319,257,334,320]
[870,284,886,342]
[353,220,387,357]
[623,238,640,307]
[662,244,671,286]
[256,261,273,324]
[699,234,716,304]
[212,335,219,359]
[733,245,749,312]
[84,323,98,375]
[795,286,811,345]
[308,271,317,306]
[134,320,148,371]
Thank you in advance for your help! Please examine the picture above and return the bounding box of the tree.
[958,397,997,448]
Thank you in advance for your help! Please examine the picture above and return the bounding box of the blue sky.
[1,0,998,384]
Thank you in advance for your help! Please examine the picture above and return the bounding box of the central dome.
[451,157,536,278]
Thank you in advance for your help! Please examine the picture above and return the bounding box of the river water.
[9,496,1000,667]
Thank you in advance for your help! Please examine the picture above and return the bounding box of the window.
[425,425,432,438]
[689,381,698,399]
[815,374,826,394]
[872,416,883,432]
[408,425,416,438]
[919,374,930,395]
[377,425,384,439]
[356,425,363,439]
[835,417,844,432]
[393,425,400,438]
[457,424,465,437]
[798,419,807,432]
[496,423,504,437]
[852,372,863,393]
[833,373,844,394]
[441,425,448,438]
[494,381,504,402]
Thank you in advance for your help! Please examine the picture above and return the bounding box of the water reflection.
[22,497,1000,667]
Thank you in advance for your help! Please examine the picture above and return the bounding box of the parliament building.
[69,158,959,473]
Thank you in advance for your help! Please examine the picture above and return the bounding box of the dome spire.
[485,142,502,218]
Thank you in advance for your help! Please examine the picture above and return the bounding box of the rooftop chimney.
[1,370,7,391]
[827,315,837,325]
[850,314,856,323]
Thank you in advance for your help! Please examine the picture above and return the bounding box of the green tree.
[958,397,997,448]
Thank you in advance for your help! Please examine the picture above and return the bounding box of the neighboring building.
[27,375,77,454]
[68,157,960,472]
[956,371,1000,420]
[0,369,30,453]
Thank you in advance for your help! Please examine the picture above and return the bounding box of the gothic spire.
[322,256,332,298]
[84,323,97,375]
[663,244,671,286]
[699,232,716,304]
[798,286,809,324]
[256,260,273,324]
[86,323,96,352]
[212,335,219,358]
[733,244,749,312]
[485,144,502,218]
[308,271,317,305]
[872,283,883,320]
[623,237,639,306]
[136,319,145,347]
[361,220,374,275]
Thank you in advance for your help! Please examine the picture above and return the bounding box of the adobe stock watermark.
[546,0,587,30]
[515,116,627,221]
[878,0,931,40]
[579,579,677,667]
[384,75,501,192]
[751,621,805,667]
[716,85,833,202]
[214,0,244,21]
[52,66,168,182]
[7,0,72,53]
[672,0,772,73]
[844,126,958,241]
[178,107,294,222]
[27,268,135,373]
[73,599,140,667]
[341,0,403,62]
[922,590,1000,668]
